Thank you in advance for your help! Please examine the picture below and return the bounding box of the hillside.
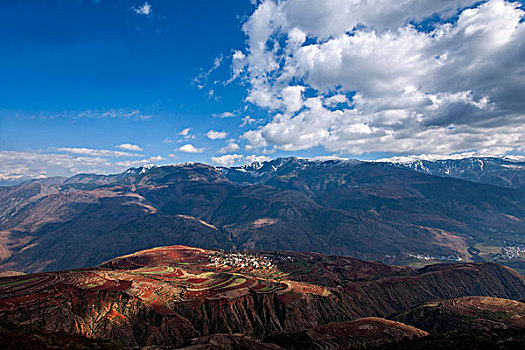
[1,245,525,348]
[393,296,525,334]
[0,158,523,274]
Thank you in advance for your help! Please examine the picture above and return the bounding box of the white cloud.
[235,0,525,157]
[231,50,247,82]
[178,144,204,153]
[82,109,150,120]
[281,85,305,113]
[240,115,256,127]
[48,109,151,120]
[116,143,143,152]
[0,150,164,185]
[58,147,141,158]
[206,130,228,140]
[219,141,240,154]
[134,2,152,15]
[149,155,165,162]
[244,155,271,164]
[211,154,244,167]
[179,128,191,136]
[0,151,112,183]
[178,128,194,140]
[374,152,483,163]
[115,156,165,168]
[212,111,237,118]
[193,55,223,89]
[212,153,272,167]
[324,94,348,107]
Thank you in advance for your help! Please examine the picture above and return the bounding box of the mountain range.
[0,157,523,274]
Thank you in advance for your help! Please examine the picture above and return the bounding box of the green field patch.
[217,277,247,290]
[321,288,331,297]
[404,260,434,269]
[198,272,216,278]
[473,243,501,254]
[0,277,40,288]
[186,274,231,291]
[176,262,198,266]
[258,284,278,292]
[136,266,175,275]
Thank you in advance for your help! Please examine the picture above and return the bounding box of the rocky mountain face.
[1,245,525,348]
[0,158,523,274]
[392,157,525,189]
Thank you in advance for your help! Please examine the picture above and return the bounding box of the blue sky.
[1,0,524,182]
[0,1,254,164]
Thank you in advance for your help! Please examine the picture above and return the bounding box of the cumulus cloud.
[219,141,240,154]
[244,155,271,163]
[116,143,143,152]
[178,144,204,153]
[235,0,525,157]
[211,154,244,167]
[206,130,228,140]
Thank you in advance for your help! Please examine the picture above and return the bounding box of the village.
[209,251,275,270]
[494,245,525,260]
[208,251,297,272]
[408,253,464,262]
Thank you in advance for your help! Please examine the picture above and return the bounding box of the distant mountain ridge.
[4,156,523,189]
[218,156,525,189]
[389,157,525,189]
[0,157,523,274]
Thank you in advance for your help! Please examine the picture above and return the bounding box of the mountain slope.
[393,296,525,334]
[1,245,525,348]
[0,158,523,273]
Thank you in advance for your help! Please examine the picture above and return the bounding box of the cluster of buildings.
[494,245,525,260]
[209,252,274,270]
[408,253,463,262]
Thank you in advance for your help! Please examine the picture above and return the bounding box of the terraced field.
[266,317,428,350]
[394,296,525,333]
[2,245,525,348]
[0,246,320,318]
